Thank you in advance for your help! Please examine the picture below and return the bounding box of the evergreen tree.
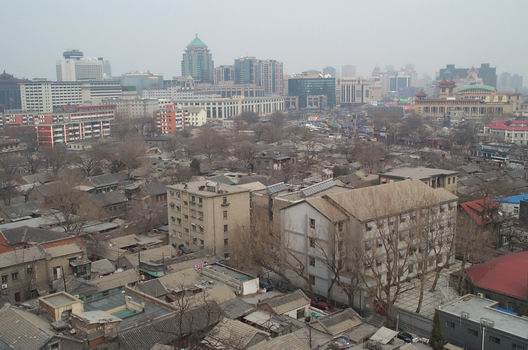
[430,311,445,350]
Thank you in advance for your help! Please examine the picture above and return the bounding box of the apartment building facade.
[20,80,122,113]
[156,103,207,134]
[167,181,250,258]
[279,180,458,309]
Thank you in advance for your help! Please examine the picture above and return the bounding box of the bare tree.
[115,136,146,177]
[45,170,103,234]
[233,140,257,170]
[193,128,228,166]
[0,156,18,205]
[43,144,69,176]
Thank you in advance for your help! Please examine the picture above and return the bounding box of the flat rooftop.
[40,292,80,308]
[380,167,458,180]
[439,294,528,339]
[167,181,249,197]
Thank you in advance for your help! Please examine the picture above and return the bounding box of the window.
[224,225,228,233]
[223,211,228,219]
[366,223,373,232]
[513,344,525,350]
[1,275,7,284]
[309,274,315,285]
[171,216,176,222]
[222,196,228,205]
[191,195,195,202]
[177,218,181,224]
[193,238,197,244]
[200,240,204,246]
[11,272,18,281]
[309,257,316,267]
[445,321,455,328]
[309,238,315,248]
[489,336,501,344]
[468,328,478,337]
[224,238,229,246]
[309,218,315,229]
[337,222,343,232]
[408,264,414,273]
[26,267,33,275]
[447,177,451,185]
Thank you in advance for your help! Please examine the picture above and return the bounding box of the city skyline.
[1,0,527,80]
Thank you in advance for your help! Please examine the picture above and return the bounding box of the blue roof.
[499,193,528,204]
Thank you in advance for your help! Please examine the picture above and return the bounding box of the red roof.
[459,197,498,226]
[486,120,528,132]
[466,251,528,300]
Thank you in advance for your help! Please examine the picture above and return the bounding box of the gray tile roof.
[118,302,223,350]
[143,182,167,196]
[219,298,256,319]
[137,279,168,298]
[0,226,70,246]
[90,191,128,207]
[0,305,54,350]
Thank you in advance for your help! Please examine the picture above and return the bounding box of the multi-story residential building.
[167,181,251,258]
[35,104,114,148]
[106,95,159,119]
[194,83,265,98]
[439,63,497,88]
[20,80,122,113]
[214,65,235,84]
[337,78,382,105]
[0,226,86,303]
[0,71,28,112]
[174,95,285,119]
[56,49,110,81]
[121,71,164,93]
[379,167,458,193]
[279,180,458,309]
[483,120,528,145]
[181,35,214,83]
[287,72,336,109]
[258,60,284,95]
[437,295,528,350]
[156,103,207,134]
[141,86,194,100]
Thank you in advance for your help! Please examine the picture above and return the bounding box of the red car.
[311,297,333,311]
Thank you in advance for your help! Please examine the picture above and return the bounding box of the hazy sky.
[2,0,527,80]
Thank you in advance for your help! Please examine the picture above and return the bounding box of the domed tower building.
[181,35,214,83]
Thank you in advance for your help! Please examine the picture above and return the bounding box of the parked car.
[259,278,273,291]
[397,331,414,343]
[328,335,353,349]
[311,297,333,311]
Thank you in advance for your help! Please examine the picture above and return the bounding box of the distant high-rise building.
[56,49,109,81]
[258,60,283,95]
[322,66,337,77]
[499,72,523,93]
[214,65,234,84]
[288,72,336,109]
[181,35,214,83]
[389,73,411,92]
[234,57,260,84]
[341,65,356,78]
[121,71,164,93]
[438,63,497,87]
[0,71,28,112]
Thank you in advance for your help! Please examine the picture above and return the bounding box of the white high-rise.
[56,49,110,81]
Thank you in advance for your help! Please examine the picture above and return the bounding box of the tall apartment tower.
[258,60,284,95]
[56,49,109,81]
[214,65,235,84]
[181,35,214,83]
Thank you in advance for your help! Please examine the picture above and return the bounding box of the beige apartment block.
[167,181,250,258]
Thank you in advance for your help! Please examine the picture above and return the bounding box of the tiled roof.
[204,318,268,348]
[219,298,255,319]
[118,302,222,350]
[486,120,528,132]
[0,305,54,350]
[263,289,310,315]
[1,226,70,245]
[466,251,528,300]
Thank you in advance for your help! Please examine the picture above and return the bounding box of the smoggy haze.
[1,0,526,79]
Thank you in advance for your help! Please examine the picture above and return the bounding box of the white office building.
[337,78,382,105]
[56,49,110,81]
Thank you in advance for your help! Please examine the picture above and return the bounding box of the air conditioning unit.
[1,284,7,289]
[461,311,470,319]
[477,292,485,298]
